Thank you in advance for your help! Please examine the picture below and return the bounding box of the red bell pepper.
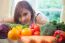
[53,30,64,43]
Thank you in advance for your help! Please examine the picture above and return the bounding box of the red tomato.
[34,24,40,32]
[30,23,40,35]
[30,24,40,31]
[34,31,40,35]
[31,29,35,35]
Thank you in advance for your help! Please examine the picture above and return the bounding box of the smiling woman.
[0,0,48,26]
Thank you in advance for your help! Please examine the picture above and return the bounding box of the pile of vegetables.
[1,21,65,43]
[7,23,40,40]
[41,21,65,43]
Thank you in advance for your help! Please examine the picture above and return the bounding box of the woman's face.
[19,8,31,25]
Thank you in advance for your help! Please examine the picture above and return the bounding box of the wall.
[0,0,12,18]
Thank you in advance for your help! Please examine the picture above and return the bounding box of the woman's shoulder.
[35,11,49,25]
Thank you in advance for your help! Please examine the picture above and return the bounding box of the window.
[12,0,63,22]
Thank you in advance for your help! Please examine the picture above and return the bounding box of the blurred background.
[0,0,65,23]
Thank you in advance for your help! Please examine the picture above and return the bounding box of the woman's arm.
[0,18,14,23]
[35,13,49,25]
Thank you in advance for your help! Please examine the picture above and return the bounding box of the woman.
[0,1,48,26]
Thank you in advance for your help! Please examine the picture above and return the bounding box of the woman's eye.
[23,13,27,16]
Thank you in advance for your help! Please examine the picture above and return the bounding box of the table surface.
[0,36,56,43]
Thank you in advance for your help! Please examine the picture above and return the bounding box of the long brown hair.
[14,1,35,24]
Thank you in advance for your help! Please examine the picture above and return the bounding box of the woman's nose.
[22,17,26,22]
